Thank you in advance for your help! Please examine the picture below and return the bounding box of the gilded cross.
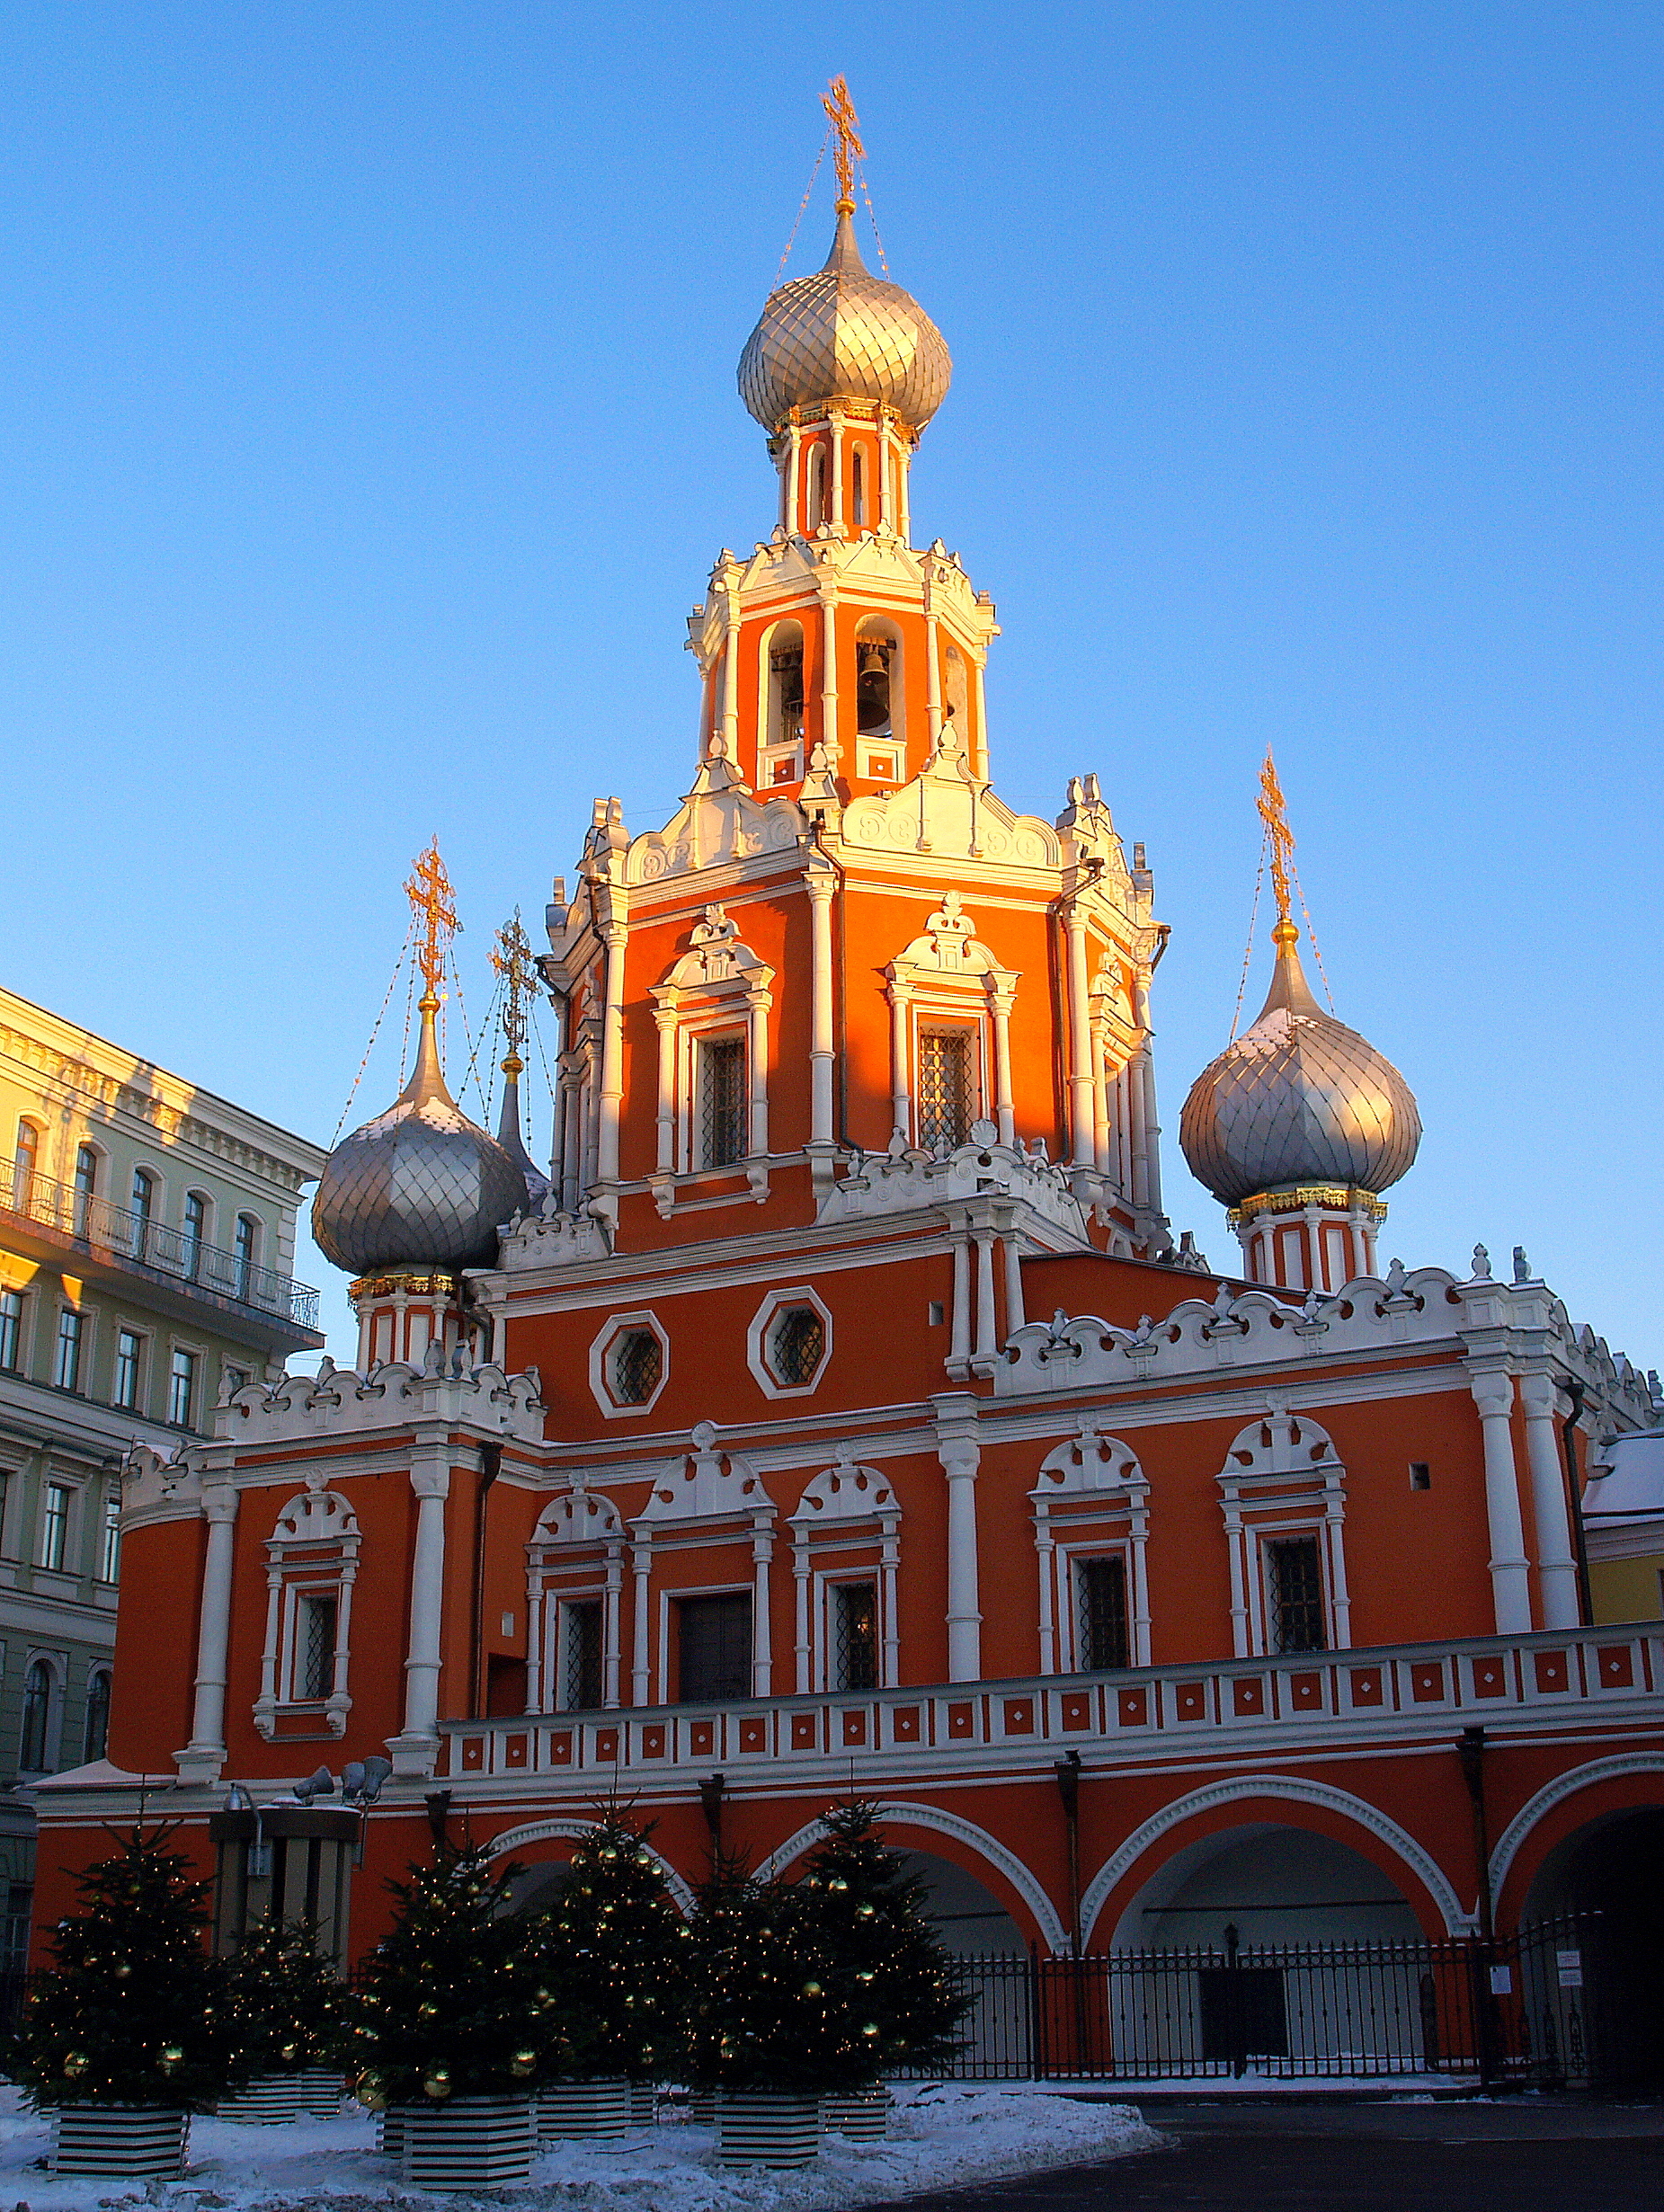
[823,75,865,206]
[1256,750,1297,926]
[405,838,458,996]
[491,910,535,1055]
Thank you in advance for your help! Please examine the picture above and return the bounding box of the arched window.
[73,1144,98,1235]
[254,1488,360,1741]
[854,617,903,783]
[18,1657,55,1772]
[761,620,805,786]
[83,1667,111,1763]
[850,443,866,526]
[129,1168,155,1261]
[806,442,825,529]
[11,1121,39,1211]
[234,1213,260,1301]
[182,1192,208,1280]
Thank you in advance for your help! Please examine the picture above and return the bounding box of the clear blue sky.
[2,4,1660,1373]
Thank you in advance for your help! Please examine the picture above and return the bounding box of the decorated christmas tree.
[11,1826,234,2110]
[351,1844,574,2107]
[218,1916,352,2079]
[684,1854,871,2095]
[795,1800,967,2083]
[534,1815,691,2081]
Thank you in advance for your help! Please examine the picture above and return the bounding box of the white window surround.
[18,1648,65,1773]
[885,893,1018,1148]
[649,906,775,1208]
[1031,1424,1152,1673]
[588,1310,670,1420]
[254,1481,360,1739]
[526,1488,626,1712]
[631,1423,777,1702]
[746,1284,833,1399]
[788,1451,901,1692]
[1217,1405,1350,1659]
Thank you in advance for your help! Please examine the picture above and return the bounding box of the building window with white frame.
[254,1487,360,1741]
[292,1590,338,1701]
[73,1143,98,1235]
[113,1328,143,1412]
[129,1167,156,1259]
[234,1213,259,1300]
[676,1592,752,1702]
[1075,1554,1130,1671]
[0,1289,21,1373]
[1265,1534,1327,1653]
[831,1579,878,1691]
[916,1025,975,1152]
[53,1310,84,1393]
[168,1346,197,1428]
[18,1657,56,1772]
[83,1666,111,1762]
[698,1034,747,1168]
[98,1485,122,1585]
[182,1191,208,1280]
[561,1598,604,1711]
[38,1483,71,1572]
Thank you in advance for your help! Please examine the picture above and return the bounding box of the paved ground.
[871,2097,1664,2212]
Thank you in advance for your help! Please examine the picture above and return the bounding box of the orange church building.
[32,111,1664,2083]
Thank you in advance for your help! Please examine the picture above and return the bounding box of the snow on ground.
[0,2083,1162,2212]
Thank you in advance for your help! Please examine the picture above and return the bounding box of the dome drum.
[1225,1186,1389,1230]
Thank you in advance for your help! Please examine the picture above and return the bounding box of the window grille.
[0,1290,20,1373]
[676,1593,752,1702]
[53,1310,82,1393]
[1267,1535,1327,1653]
[1076,1556,1130,1671]
[296,1592,337,1701]
[114,1328,141,1411]
[699,1035,747,1168]
[769,1305,825,1387]
[168,1347,196,1428]
[832,1581,878,1691]
[563,1599,604,1711]
[917,1027,974,1152]
[39,1484,70,1573]
[610,1328,663,1406]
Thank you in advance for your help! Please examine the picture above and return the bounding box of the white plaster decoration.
[817,1130,1090,1242]
[496,1193,614,1274]
[936,1408,982,1682]
[253,1480,360,1742]
[174,1479,239,1785]
[388,1449,450,1777]
[1215,1406,1349,1659]
[215,1355,545,1447]
[588,1311,671,1421]
[646,907,776,1207]
[746,1285,834,1399]
[1486,1752,1664,1905]
[805,857,838,1179]
[818,573,841,767]
[1065,907,1094,1169]
[788,1449,903,1692]
[1030,1422,1152,1672]
[629,1535,652,1707]
[1518,1373,1581,1630]
[756,1802,1068,1956]
[485,1818,697,1916]
[527,1489,627,1713]
[842,727,1060,868]
[630,1425,778,1704]
[1470,1370,1533,1634]
[1080,1776,1470,1945]
[881,893,1019,1151]
[637,1425,776,1527]
[594,902,629,1209]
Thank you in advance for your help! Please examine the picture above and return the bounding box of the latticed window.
[768,1304,825,1388]
[610,1328,663,1406]
[562,1599,603,1711]
[296,1591,337,1701]
[1267,1535,1326,1654]
[832,1580,877,1691]
[1076,1555,1129,1671]
[699,1035,747,1168]
[677,1592,752,1702]
[916,1026,974,1152]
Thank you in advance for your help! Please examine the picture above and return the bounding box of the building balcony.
[0,1165,323,1350]
[443,1623,1664,1789]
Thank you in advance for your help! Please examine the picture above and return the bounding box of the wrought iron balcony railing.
[1,1163,321,1334]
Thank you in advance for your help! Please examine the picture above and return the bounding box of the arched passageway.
[1525,1807,1664,2090]
[890,1849,1026,1957]
[1109,1823,1424,1950]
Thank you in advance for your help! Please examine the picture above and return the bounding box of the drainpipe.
[699,1772,726,1865]
[1054,1751,1082,1957]
[469,1443,503,1718]
[1457,1725,1499,2091]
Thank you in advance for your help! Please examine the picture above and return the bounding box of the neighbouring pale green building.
[0,983,325,1959]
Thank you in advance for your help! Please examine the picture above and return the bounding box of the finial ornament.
[405,839,458,1001]
[491,910,536,1063]
[823,74,865,210]
[1257,749,1296,928]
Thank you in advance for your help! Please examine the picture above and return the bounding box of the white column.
[888,988,910,1138]
[807,868,836,1158]
[876,417,892,530]
[389,1452,450,1773]
[971,650,989,780]
[751,1521,774,1695]
[974,1230,998,1360]
[1128,1484,1153,1666]
[177,1480,239,1782]
[720,591,741,762]
[1519,1373,1581,1629]
[817,582,841,767]
[1222,1486,1250,1658]
[1135,979,1164,1218]
[828,409,845,530]
[784,422,801,536]
[596,916,628,1197]
[939,1434,983,1681]
[1471,1372,1533,1633]
[880,1516,901,1686]
[896,440,912,543]
[924,608,942,746]
[1001,1230,1026,1335]
[745,990,770,1164]
[602,1547,624,1708]
[630,1538,652,1705]
[793,1535,813,1692]
[1065,910,1094,1168]
[653,1008,677,1173]
[948,1231,972,1374]
[990,984,1016,1145]
[1035,1506,1057,1675]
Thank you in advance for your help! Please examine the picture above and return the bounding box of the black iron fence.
[919,1916,1608,2088]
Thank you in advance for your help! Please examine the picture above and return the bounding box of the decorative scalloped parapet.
[841,718,1059,869]
[213,1352,546,1444]
[996,1262,1660,1427]
[496,1195,614,1274]
[817,1128,1090,1240]
[636,1420,774,1529]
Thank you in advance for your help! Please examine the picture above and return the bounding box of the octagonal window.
[610,1328,663,1406]
[768,1304,825,1387]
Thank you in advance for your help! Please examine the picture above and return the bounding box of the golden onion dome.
[737,205,952,435]
[1179,921,1422,1208]
[311,999,531,1277]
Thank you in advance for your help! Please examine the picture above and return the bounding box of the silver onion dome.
[737,205,952,435]
[1179,921,1422,1208]
[311,1000,529,1277]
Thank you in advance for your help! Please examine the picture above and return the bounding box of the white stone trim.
[1488,1752,1664,1903]
[482,1817,695,1915]
[588,1310,670,1421]
[1079,1773,1470,1943]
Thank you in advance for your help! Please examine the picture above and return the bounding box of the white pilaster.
[1519,1373,1581,1629]
[388,1449,450,1776]
[1471,1372,1533,1633]
[938,1422,983,1682]
[175,1479,239,1784]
